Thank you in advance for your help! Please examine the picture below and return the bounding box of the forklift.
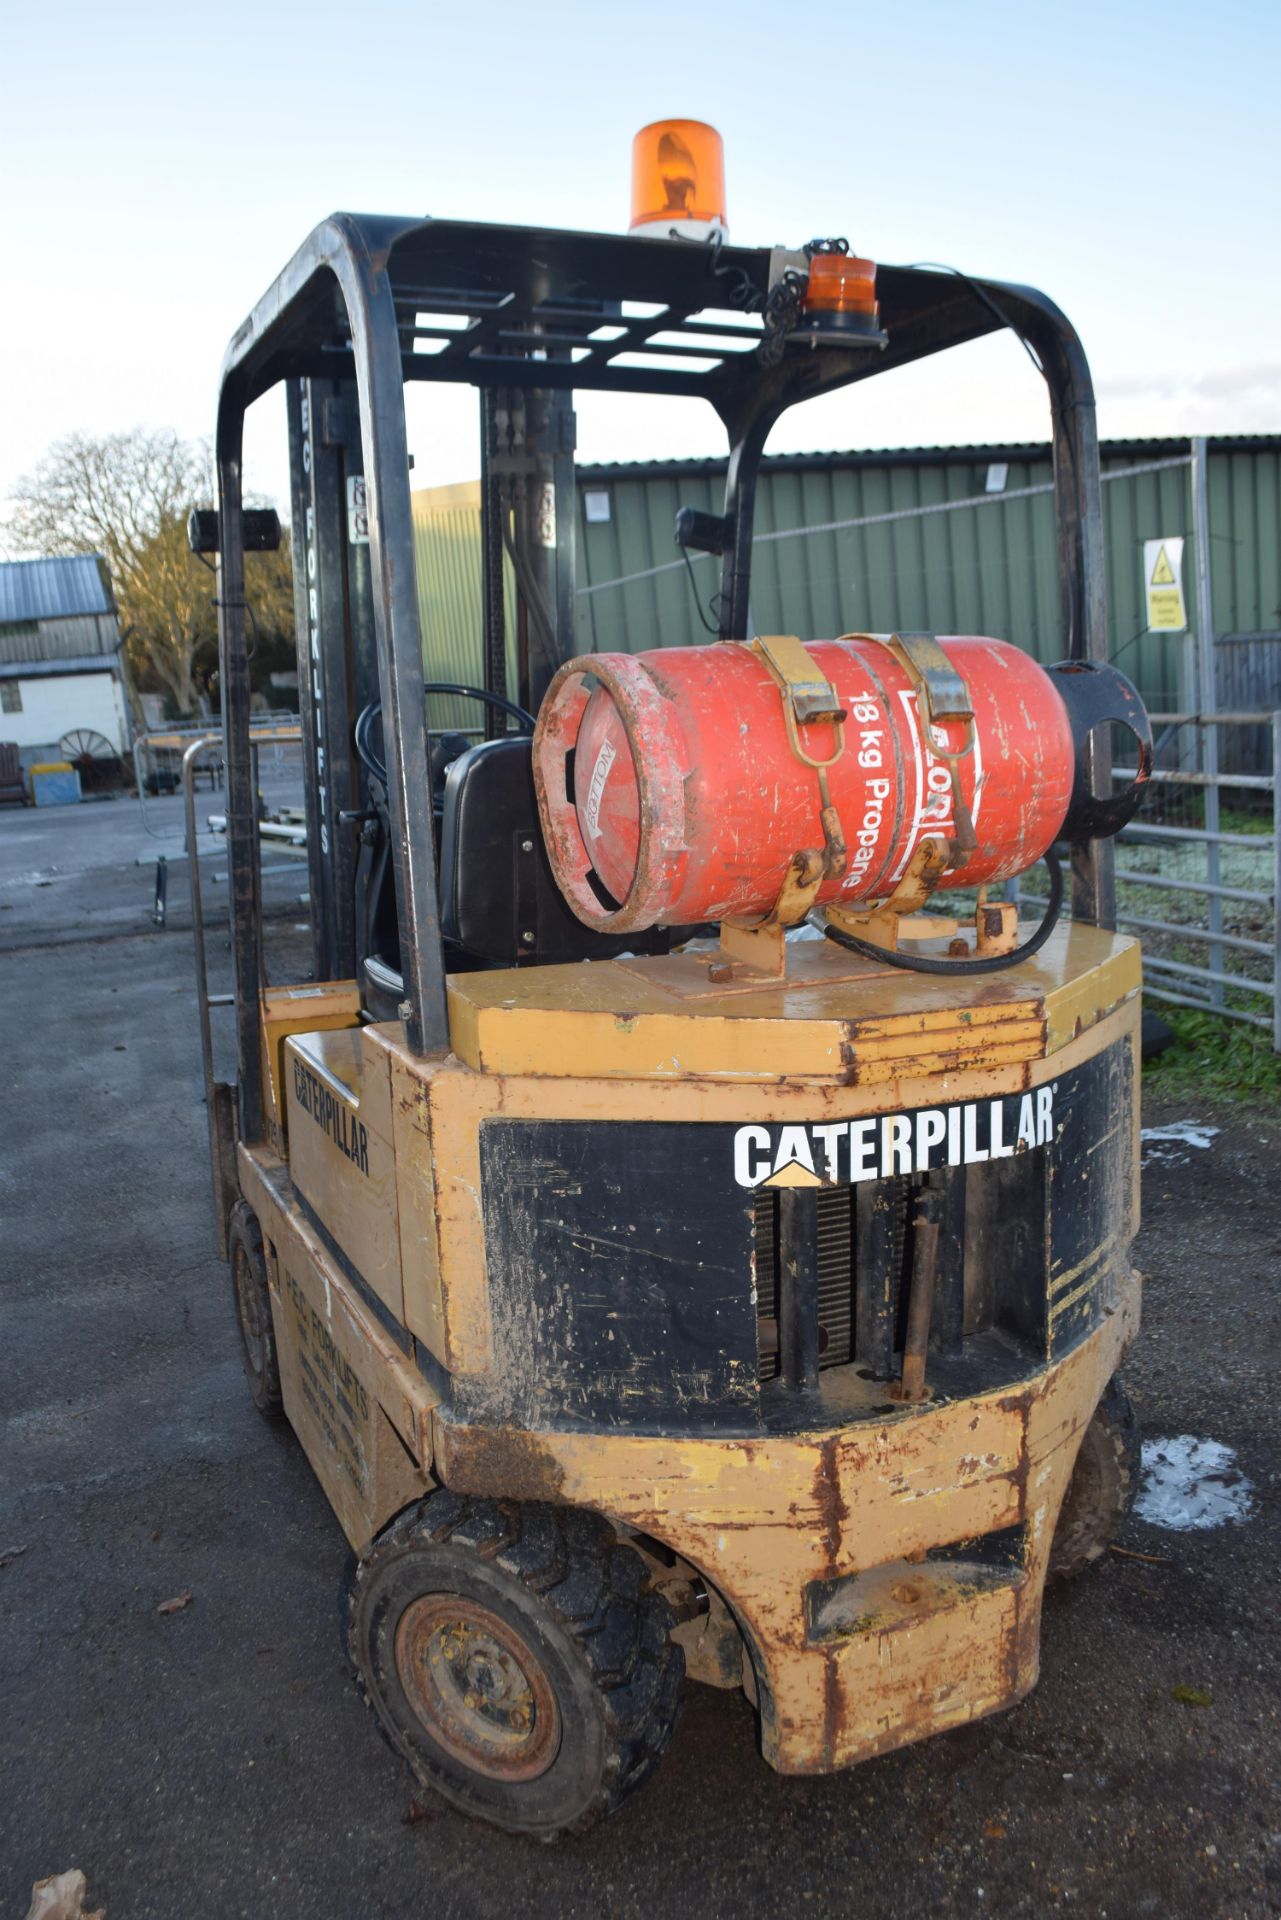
[193,120,1154,1837]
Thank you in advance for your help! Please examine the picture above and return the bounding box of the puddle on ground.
[1135,1435,1255,1531]
[1140,1120,1220,1164]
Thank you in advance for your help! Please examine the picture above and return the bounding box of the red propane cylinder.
[532,636,1077,934]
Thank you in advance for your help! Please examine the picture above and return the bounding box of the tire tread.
[227,1200,283,1417]
[344,1492,683,1839]
[1049,1375,1141,1580]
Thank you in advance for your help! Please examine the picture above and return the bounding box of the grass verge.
[1145,1005,1281,1108]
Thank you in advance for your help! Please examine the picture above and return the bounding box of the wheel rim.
[233,1244,265,1379]
[394,1594,561,1782]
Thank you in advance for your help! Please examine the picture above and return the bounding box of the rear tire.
[344,1492,684,1839]
[1049,1375,1140,1579]
[227,1201,282,1417]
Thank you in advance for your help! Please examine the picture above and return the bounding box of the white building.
[0,555,130,771]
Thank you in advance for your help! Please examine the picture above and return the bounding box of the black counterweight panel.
[469,1036,1133,1435]
[1046,1035,1135,1357]
[477,1120,760,1431]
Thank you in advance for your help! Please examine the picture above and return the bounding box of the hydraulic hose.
[822,845,1064,976]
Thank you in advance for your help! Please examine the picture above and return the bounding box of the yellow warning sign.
[1143,536,1186,632]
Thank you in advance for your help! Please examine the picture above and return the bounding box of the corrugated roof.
[577,432,1281,482]
[0,555,113,626]
[0,655,121,680]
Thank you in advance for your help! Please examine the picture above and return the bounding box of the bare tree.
[5,428,292,716]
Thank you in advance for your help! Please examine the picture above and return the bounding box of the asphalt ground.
[2,800,1279,1919]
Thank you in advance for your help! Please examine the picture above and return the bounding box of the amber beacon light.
[799,245,884,343]
[629,119,727,240]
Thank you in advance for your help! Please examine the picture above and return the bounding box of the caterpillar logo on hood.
[733,1086,1057,1190]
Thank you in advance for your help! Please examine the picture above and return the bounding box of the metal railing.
[132,711,301,838]
[1014,713,1279,1048]
[1115,713,1278,1045]
[133,719,306,926]
[182,735,236,1109]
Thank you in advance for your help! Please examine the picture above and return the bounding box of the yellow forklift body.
[433,1281,1138,1773]
[259,981,361,1157]
[238,924,1140,1775]
[199,201,1157,1835]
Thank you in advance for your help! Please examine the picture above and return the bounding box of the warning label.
[1144,537,1187,632]
[283,1267,370,1497]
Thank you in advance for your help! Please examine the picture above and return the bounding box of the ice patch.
[1140,1120,1220,1164]
[1134,1435,1255,1531]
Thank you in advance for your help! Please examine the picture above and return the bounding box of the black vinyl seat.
[438,736,668,968]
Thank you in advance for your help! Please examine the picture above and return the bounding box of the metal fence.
[132,712,302,840]
[1012,713,1280,1046]
[1088,438,1278,1045]
[131,717,307,927]
[1111,715,1278,1042]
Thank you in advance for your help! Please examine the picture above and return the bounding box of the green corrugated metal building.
[412,435,1281,720]
[411,480,516,733]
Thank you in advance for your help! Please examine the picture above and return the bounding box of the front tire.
[344,1493,683,1839]
[227,1201,282,1417]
[1049,1376,1140,1579]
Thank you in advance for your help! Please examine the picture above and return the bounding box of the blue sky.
[2,0,1277,518]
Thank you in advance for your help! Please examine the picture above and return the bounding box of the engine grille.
[756,1184,911,1382]
[752,1155,1047,1386]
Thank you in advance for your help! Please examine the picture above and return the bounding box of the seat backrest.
[438,736,664,968]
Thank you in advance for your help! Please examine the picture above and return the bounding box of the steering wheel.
[354,682,536,789]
